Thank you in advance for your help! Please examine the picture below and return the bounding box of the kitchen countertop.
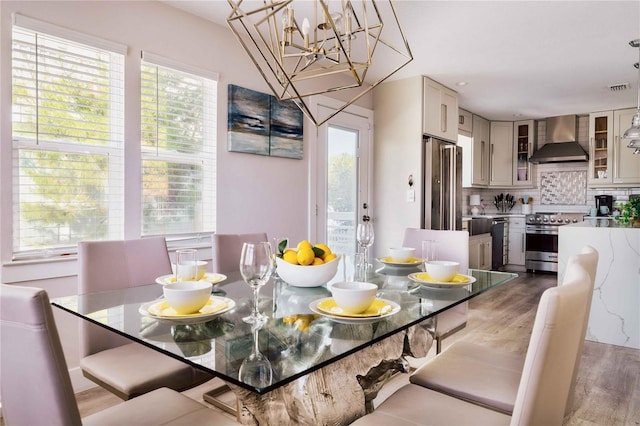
[566,219,633,228]
[464,213,526,219]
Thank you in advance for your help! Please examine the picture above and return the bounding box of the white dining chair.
[401,246,598,416]
[351,258,594,425]
[211,232,269,274]
[402,228,470,353]
[78,237,213,400]
[0,284,236,426]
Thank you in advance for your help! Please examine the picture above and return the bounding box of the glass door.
[315,103,372,256]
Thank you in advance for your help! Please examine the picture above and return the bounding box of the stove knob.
[565,219,571,224]
[542,217,549,222]
[572,218,578,223]
[550,218,556,223]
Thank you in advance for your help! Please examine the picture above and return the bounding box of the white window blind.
[140,54,217,236]
[11,24,124,258]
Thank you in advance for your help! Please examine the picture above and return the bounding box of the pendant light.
[623,39,640,153]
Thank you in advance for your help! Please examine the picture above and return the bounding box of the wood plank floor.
[10,272,635,425]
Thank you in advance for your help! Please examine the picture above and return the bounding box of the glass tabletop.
[51,264,517,394]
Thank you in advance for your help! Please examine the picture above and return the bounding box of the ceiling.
[164,1,640,121]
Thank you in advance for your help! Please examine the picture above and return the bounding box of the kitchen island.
[558,221,639,349]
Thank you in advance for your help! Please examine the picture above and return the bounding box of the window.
[140,53,217,236]
[11,16,125,258]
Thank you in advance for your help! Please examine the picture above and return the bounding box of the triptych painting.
[227,85,304,160]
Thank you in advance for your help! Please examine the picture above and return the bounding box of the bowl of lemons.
[275,240,339,287]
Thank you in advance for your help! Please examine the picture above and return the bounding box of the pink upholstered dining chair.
[351,257,594,425]
[402,228,470,353]
[211,232,268,274]
[78,237,212,400]
[405,245,598,416]
[0,284,236,426]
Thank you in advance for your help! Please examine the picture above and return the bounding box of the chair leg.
[202,383,238,419]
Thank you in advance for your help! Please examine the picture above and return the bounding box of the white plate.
[377,257,423,267]
[408,272,476,289]
[155,273,227,286]
[309,297,400,324]
[139,296,235,324]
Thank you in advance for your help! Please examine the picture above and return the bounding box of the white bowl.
[163,281,212,314]
[388,247,415,262]
[172,260,208,280]
[425,260,460,282]
[275,256,339,288]
[330,281,378,314]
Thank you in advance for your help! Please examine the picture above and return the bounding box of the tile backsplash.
[462,115,640,215]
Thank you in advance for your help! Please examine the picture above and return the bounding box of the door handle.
[441,104,447,133]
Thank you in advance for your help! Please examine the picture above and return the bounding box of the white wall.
[0,0,373,392]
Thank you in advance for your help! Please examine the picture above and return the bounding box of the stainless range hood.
[529,115,589,163]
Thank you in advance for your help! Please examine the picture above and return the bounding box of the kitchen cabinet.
[588,111,614,186]
[460,114,490,187]
[507,216,526,267]
[459,108,473,133]
[613,108,640,184]
[489,121,514,187]
[469,233,492,270]
[589,108,640,187]
[423,77,459,143]
[512,120,536,187]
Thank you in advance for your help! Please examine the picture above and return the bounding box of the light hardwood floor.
[16,272,637,425]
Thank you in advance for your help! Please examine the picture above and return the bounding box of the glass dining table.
[51,262,517,425]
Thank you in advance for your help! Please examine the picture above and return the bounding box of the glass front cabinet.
[588,111,613,186]
[512,120,535,187]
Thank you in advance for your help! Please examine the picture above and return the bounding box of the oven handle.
[526,227,559,235]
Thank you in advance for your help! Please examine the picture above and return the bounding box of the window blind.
[11,25,124,258]
[140,55,217,236]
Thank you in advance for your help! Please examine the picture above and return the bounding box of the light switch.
[406,189,415,202]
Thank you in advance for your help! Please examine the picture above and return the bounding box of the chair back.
[77,237,172,355]
[402,228,469,272]
[561,245,598,415]
[0,284,83,426]
[211,233,268,273]
[510,260,593,425]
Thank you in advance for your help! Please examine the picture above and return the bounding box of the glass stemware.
[238,324,273,389]
[239,242,274,324]
[356,221,375,272]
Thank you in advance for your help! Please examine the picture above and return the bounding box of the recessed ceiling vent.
[609,83,630,92]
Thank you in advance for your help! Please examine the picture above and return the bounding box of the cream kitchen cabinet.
[459,108,473,133]
[512,120,535,187]
[588,111,614,186]
[460,114,490,187]
[423,77,459,143]
[589,108,640,187]
[469,233,492,270]
[507,216,526,267]
[613,108,640,185]
[489,121,514,187]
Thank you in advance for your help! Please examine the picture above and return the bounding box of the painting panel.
[269,98,304,160]
[227,85,270,156]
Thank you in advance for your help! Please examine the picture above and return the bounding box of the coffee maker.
[595,195,613,216]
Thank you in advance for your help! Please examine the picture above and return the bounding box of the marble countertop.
[566,220,637,229]
[464,213,526,219]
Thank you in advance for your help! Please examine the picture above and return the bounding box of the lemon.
[296,240,313,252]
[312,257,324,266]
[324,253,337,263]
[314,243,332,259]
[297,247,315,266]
[283,249,299,265]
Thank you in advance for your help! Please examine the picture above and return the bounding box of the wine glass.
[356,221,375,272]
[239,242,274,324]
[238,324,273,389]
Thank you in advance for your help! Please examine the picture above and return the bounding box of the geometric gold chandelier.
[226,0,413,126]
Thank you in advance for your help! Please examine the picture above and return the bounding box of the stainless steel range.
[525,212,584,272]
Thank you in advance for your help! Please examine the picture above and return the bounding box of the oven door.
[525,227,559,272]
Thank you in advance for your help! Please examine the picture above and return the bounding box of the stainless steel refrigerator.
[422,136,462,230]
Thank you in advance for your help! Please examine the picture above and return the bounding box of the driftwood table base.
[228,321,434,425]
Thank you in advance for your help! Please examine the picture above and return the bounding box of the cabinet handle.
[441,104,447,133]
[481,140,485,180]
[521,234,525,253]
[490,144,494,181]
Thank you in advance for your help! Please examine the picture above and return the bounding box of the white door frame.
[307,96,374,244]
